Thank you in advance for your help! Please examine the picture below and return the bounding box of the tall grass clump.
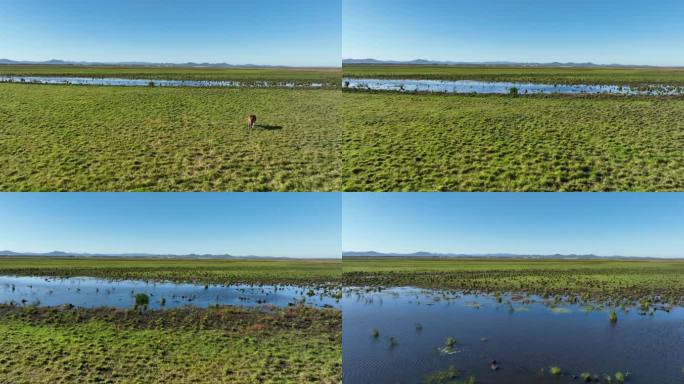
[609,310,618,323]
[134,293,149,310]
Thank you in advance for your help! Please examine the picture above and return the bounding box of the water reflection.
[0,275,340,309]
[0,76,325,88]
[342,287,684,384]
[343,78,684,95]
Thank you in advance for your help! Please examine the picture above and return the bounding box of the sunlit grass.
[0,84,341,191]
[343,92,684,191]
[0,304,341,383]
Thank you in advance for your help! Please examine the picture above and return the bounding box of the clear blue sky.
[0,193,341,258]
[343,0,684,66]
[342,193,684,258]
[0,0,341,66]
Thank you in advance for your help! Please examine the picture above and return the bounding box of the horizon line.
[0,250,339,259]
[342,251,683,259]
[342,58,684,68]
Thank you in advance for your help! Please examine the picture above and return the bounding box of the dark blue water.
[343,78,684,95]
[342,287,684,384]
[0,275,340,309]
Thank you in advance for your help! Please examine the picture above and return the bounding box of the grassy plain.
[343,92,684,191]
[342,257,684,304]
[0,83,340,191]
[343,64,684,87]
[0,304,341,383]
[0,257,341,286]
[0,65,341,87]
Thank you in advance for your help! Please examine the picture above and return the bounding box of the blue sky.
[342,193,684,258]
[0,0,341,66]
[343,0,684,66]
[0,193,341,258]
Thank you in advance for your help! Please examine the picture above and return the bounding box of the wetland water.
[0,76,325,88]
[343,78,684,95]
[0,275,340,309]
[342,287,684,384]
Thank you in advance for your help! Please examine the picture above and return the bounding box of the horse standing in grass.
[247,114,257,129]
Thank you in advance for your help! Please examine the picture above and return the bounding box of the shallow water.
[0,275,340,309]
[0,76,324,88]
[343,78,684,95]
[342,287,684,384]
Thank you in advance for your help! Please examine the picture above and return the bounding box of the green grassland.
[343,92,684,191]
[343,64,684,87]
[0,83,340,191]
[342,257,684,304]
[0,257,341,286]
[0,65,341,87]
[0,304,341,383]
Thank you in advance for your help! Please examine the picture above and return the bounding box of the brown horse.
[247,114,257,129]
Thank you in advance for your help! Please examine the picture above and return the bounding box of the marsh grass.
[609,310,618,323]
[0,257,342,286]
[0,65,341,88]
[343,64,684,87]
[134,293,149,310]
[342,258,684,305]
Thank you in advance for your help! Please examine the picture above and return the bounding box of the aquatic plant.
[422,365,460,384]
[371,328,379,338]
[614,371,625,383]
[509,87,519,96]
[134,293,149,310]
[549,307,571,314]
[609,310,618,323]
[549,366,561,376]
[580,372,591,382]
[415,323,423,331]
[445,337,456,348]
[388,336,398,347]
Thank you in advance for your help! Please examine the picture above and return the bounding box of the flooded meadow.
[0,275,341,310]
[0,75,325,88]
[342,287,684,384]
[343,78,684,95]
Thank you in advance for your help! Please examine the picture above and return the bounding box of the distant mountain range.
[343,58,664,68]
[0,58,666,68]
[342,251,665,259]
[0,58,327,68]
[0,250,295,259]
